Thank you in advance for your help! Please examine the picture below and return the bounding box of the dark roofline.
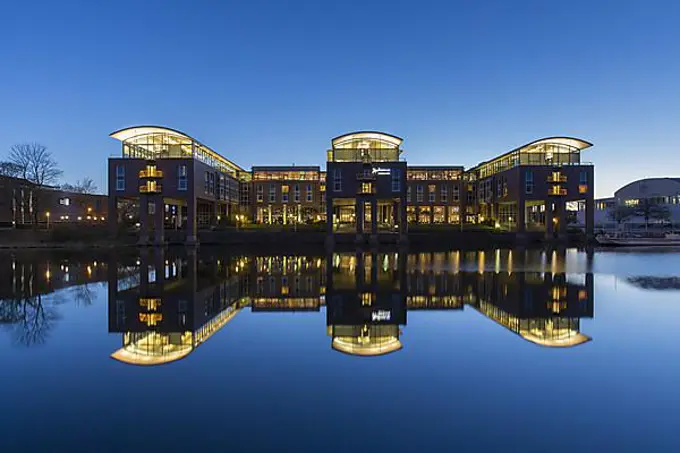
[407,165,464,170]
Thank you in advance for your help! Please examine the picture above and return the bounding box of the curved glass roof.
[331,131,403,149]
[520,331,592,348]
[516,136,593,152]
[332,336,403,356]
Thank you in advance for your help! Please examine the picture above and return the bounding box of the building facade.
[587,177,680,230]
[106,126,594,243]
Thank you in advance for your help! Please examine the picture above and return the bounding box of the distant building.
[0,175,107,228]
[585,178,680,229]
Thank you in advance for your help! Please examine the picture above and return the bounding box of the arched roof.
[109,125,245,172]
[109,125,195,142]
[515,136,593,152]
[614,177,680,199]
[331,131,403,148]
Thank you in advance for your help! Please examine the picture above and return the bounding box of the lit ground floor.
[328,197,407,235]
[253,204,325,225]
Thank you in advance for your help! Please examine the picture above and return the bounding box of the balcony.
[549,187,567,196]
[547,174,567,183]
[139,183,162,194]
[139,169,164,178]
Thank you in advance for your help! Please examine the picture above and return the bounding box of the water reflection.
[106,248,595,365]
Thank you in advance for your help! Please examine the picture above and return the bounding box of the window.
[497,179,502,197]
[525,171,534,194]
[257,184,263,202]
[269,185,276,202]
[219,175,225,199]
[417,185,424,202]
[441,186,448,203]
[115,165,125,191]
[361,182,372,194]
[59,197,70,206]
[293,184,300,202]
[407,186,411,202]
[453,185,460,202]
[392,169,401,192]
[178,165,187,191]
[579,170,588,185]
[282,185,289,203]
[428,185,436,202]
[333,168,342,192]
[306,184,312,202]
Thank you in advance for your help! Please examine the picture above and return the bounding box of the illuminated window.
[361,182,372,194]
[178,165,187,191]
[59,197,70,206]
[428,185,435,202]
[282,185,289,202]
[257,184,263,202]
[269,185,276,202]
[115,165,125,191]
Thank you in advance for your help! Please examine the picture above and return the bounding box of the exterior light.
[87,207,92,213]
[87,216,91,220]
[45,212,50,218]
[78,216,82,221]
[495,222,501,229]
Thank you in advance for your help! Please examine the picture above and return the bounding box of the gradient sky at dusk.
[1,0,679,198]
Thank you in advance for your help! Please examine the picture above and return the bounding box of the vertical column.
[154,196,165,245]
[414,206,420,225]
[356,199,364,234]
[108,195,118,237]
[545,198,554,239]
[401,199,407,233]
[557,199,567,240]
[517,200,526,233]
[139,194,150,246]
[393,200,399,231]
[326,197,333,235]
[585,197,595,239]
[187,195,197,245]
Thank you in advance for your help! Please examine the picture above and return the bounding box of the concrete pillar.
[153,196,165,245]
[356,199,364,234]
[326,197,334,235]
[393,200,399,231]
[187,195,197,245]
[414,206,420,225]
[517,200,526,233]
[557,199,567,240]
[108,195,118,237]
[545,198,555,239]
[139,194,150,246]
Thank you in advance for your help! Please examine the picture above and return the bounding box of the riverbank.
[0,226,590,249]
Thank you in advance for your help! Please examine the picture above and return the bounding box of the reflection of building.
[107,250,246,365]
[105,248,595,364]
[326,252,407,356]
[468,270,594,347]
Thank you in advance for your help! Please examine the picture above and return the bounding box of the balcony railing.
[140,184,162,194]
[139,169,164,178]
[547,175,568,183]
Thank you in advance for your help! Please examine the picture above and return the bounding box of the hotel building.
[107,127,594,243]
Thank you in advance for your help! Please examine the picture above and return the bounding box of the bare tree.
[0,161,24,178]
[9,143,63,226]
[62,177,98,194]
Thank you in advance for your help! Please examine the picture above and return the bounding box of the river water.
[1,247,679,452]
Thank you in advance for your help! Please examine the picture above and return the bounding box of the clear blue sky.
[1,0,679,198]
